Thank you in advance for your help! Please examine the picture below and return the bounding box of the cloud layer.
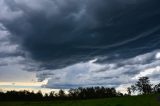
[0,0,160,89]
[41,50,160,89]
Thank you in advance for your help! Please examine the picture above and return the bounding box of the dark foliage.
[135,77,152,94]
[68,87,118,99]
[0,87,120,101]
[130,77,160,95]
[0,90,43,101]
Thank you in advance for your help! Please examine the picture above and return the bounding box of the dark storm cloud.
[1,0,160,70]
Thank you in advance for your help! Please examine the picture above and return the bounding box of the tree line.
[0,77,160,101]
[127,77,160,95]
[0,87,122,101]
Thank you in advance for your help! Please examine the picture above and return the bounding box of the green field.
[0,95,160,106]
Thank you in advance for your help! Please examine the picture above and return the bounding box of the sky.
[0,0,160,93]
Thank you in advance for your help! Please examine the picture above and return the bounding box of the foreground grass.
[0,94,160,106]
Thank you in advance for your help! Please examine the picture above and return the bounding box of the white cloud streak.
[41,50,160,89]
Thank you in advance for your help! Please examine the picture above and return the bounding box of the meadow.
[0,94,159,106]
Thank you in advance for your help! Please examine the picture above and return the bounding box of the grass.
[0,94,160,106]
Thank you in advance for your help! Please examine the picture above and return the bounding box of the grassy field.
[0,94,160,106]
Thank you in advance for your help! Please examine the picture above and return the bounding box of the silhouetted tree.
[153,83,160,93]
[127,87,131,95]
[68,87,118,99]
[49,91,55,98]
[44,93,49,99]
[0,86,122,101]
[131,85,136,94]
[58,89,66,99]
[135,77,152,94]
[68,88,79,99]
[36,90,43,100]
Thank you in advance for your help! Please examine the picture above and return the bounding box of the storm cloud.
[0,0,160,69]
[0,0,160,89]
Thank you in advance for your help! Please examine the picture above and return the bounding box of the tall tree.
[135,77,152,94]
[131,85,136,94]
[58,89,66,98]
[127,87,131,95]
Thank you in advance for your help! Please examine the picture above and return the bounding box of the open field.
[0,94,160,106]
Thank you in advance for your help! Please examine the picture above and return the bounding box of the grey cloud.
[36,72,55,82]
[1,0,160,70]
[42,50,160,89]
[0,0,160,89]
